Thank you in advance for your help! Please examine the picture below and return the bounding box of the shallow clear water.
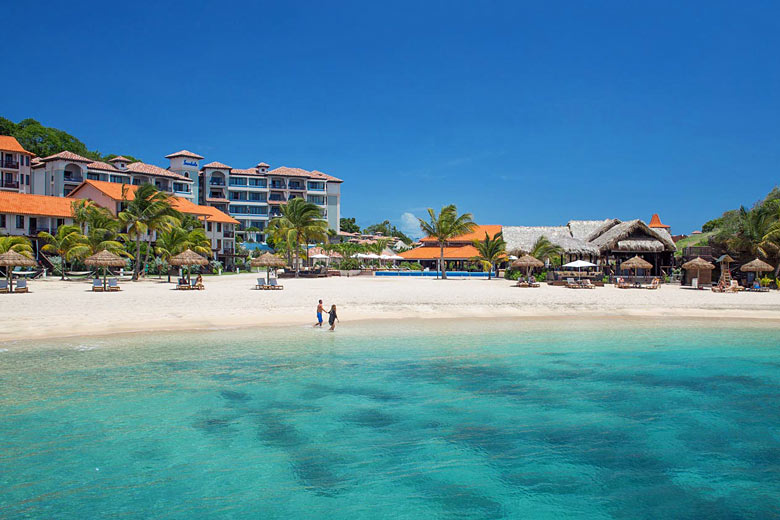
[1,319,778,519]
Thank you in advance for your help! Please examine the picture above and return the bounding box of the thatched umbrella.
[740,258,773,286]
[84,250,125,290]
[169,249,209,282]
[682,256,715,288]
[512,254,544,280]
[251,253,286,284]
[621,255,653,283]
[0,250,36,291]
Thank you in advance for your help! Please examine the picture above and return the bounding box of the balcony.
[288,184,305,191]
[63,173,83,183]
[223,231,235,239]
[270,182,286,190]
[209,180,226,186]
[0,180,19,189]
[2,160,19,169]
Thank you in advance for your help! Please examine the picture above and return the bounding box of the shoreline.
[2,273,780,344]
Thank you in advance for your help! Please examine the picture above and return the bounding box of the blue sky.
[3,1,779,236]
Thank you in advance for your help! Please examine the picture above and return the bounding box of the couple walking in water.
[314,300,339,330]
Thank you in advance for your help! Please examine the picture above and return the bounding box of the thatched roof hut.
[503,226,599,256]
[740,258,773,273]
[169,249,209,266]
[251,253,286,268]
[717,254,735,264]
[589,219,676,253]
[567,219,620,242]
[621,255,653,270]
[0,250,36,267]
[84,250,125,267]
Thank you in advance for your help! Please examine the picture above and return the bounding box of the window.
[229,177,247,186]
[25,175,30,185]
[88,173,100,180]
[0,215,5,228]
[207,222,213,232]
[249,178,266,187]
[217,223,222,232]
[307,195,325,205]
[307,181,325,191]
[217,239,222,250]
[16,215,24,229]
[57,218,64,228]
[25,156,30,166]
[248,192,265,202]
[110,175,126,183]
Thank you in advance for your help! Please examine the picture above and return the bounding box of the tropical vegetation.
[267,198,329,277]
[417,204,476,279]
[472,231,506,280]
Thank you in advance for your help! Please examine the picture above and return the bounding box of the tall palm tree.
[417,204,475,279]
[38,225,84,279]
[118,184,181,281]
[267,198,329,277]
[155,227,211,282]
[529,235,563,263]
[472,231,506,280]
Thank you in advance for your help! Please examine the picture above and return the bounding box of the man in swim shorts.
[314,299,324,327]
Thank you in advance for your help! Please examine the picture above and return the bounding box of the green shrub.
[338,258,361,270]
[400,261,423,271]
[760,276,773,287]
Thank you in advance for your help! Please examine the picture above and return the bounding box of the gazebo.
[682,256,715,288]
[169,249,209,282]
[84,250,126,290]
[620,255,653,284]
[251,253,286,284]
[0,250,36,292]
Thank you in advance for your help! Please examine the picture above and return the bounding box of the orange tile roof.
[165,150,204,160]
[109,156,132,163]
[231,168,263,176]
[67,179,237,224]
[648,213,670,229]
[420,225,502,244]
[0,136,31,154]
[310,169,343,183]
[268,166,311,179]
[126,162,191,181]
[0,191,75,218]
[196,204,239,225]
[399,245,481,260]
[41,150,92,162]
[86,161,121,172]
[202,161,232,170]
[256,162,270,168]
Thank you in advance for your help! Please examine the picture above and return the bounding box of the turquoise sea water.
[0,319,778,519]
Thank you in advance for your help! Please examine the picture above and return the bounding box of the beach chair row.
[92,278,121,292]
[0,279,29,293]
[256,278,284,290]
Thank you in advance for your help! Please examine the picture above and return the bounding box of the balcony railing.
[288,184,305,191]
[270,183,286,189]
[0,180,19,189]
[64,174,83,183]
[223,231,235,238]
[2,160,19,169]
[210,180,226,186]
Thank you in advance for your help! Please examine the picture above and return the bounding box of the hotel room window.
[0,215,5,228]
[16,215,24,229]
[207,222,212,232]
[217,223,222,232]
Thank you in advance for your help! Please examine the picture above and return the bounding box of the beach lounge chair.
[0,280,8,294]
[190,279,204,290]
[645,278,660,290]
[566,278,581,289]
[269,278,284,290]
[14,279,28,293]
[514,280,530,288]
[177,278,190,290]
[92,279,104,292]
[616,277,631,289]
[728,280,744,292]
[108,278,120,292]
[256,277,265,289]
[582,279,596,289]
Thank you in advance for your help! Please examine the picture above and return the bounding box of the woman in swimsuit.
[327,305,339,331]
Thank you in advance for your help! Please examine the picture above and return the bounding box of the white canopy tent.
[562,259,598,280]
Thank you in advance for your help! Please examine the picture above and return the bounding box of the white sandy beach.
[1,273,779,343]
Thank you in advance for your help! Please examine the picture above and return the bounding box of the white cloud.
[399,212,423,239]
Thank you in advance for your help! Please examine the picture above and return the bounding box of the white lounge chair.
[14,279,29,293]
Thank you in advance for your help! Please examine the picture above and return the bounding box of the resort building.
[67,180,239,266]
[30,151,195,200]
[0,190,74,237]
[399,225,502,268]
[503,217,676,275]
[0,136,34,194]
[198,162,342,242]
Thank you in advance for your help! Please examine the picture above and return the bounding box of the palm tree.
[267,198,329,277]
[529,235,563,263]
[118,184,181,281]
[38,225,84,279]
[155,227,211,282]
[417,204,475,279]
[70,199,92,233]
[0,236,34,256]
[472,231,506,280]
